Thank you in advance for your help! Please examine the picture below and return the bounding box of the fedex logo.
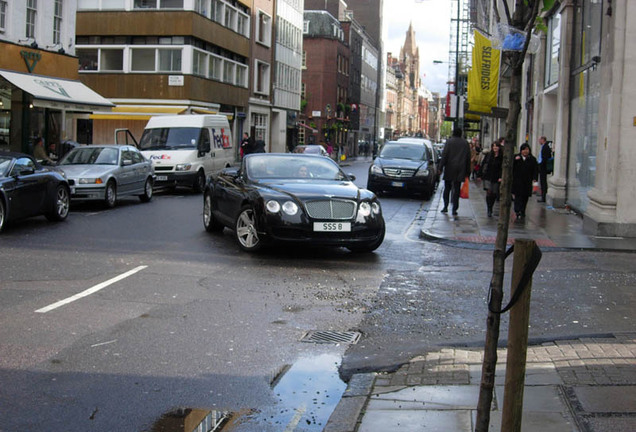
[212,128,231,149]
[150,154,172,160]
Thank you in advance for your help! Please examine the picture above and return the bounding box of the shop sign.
[20,50,41,73]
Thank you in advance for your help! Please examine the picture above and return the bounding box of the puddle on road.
[149,353,346,432]
[241,353,346,431]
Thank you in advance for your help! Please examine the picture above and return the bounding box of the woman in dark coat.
[512,143,538,220]
[482,141,503,217]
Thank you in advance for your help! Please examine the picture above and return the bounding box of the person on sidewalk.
[439,128,471,216]
[537,136,552,202]
[512,143,538,221]
[482,140,503,217]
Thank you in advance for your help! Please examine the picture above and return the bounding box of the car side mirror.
[17,168,35,176]
[347,173,356,181]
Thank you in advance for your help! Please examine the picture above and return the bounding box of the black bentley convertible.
[203,153,385,252]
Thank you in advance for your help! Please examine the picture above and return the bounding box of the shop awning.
[90,105,186,120]
[0,69,114,111]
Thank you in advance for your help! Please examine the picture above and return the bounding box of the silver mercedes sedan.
[56,145,154,208]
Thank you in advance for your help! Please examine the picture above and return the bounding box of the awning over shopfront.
[89,105,233,121]
[298,123,318,133]
[0,69,114,111]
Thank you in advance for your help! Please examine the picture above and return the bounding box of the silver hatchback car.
[57,145,154,208]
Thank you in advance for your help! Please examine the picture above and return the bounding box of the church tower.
[400,22,420,90]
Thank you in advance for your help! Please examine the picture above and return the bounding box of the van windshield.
[139,127,199,150]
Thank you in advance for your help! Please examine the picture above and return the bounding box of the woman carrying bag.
[482,141,503,217]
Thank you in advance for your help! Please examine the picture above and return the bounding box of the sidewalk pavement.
[324,178,636,431]
[420,179,636,251]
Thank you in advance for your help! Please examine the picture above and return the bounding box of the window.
[210,55,222,80]
[302,51,306,69]
[0,1,7,33]
[256,11,272,46]
[544,14,560,88]
[193,50,207,76]
[236,64,247,87]
[251,113,268,143]
[224,61,235,85]
[53,0,62,44]
[101,49,124,71]
[26,0,37,39]
[134,0,156,7]
[159,49,182,71]
[303,20,309,34]
[255,60,270,95]
[159,0,183,8]
[78,49,98,70]
[131,48,156,71]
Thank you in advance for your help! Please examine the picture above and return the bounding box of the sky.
[382,0,452,94]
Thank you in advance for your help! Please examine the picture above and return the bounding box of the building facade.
[272,0,303,153]
[301,10,349,153]
[0,0,113,154]
[75,0,251,156]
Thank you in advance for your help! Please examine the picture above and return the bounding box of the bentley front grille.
[305,199,356,220]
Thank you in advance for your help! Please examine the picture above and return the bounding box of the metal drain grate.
[301,330,361,344]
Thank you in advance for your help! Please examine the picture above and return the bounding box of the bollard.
[501,239,538,432]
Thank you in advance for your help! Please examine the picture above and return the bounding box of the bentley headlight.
[358,202,371,217]
[371,202,381,215]
[79,178,103,184]
[282,201,298,215]
[266,200,281,213]
[370,165,383,175]
[176,163,192,171]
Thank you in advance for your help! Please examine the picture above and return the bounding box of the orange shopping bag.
[460,177,470,199]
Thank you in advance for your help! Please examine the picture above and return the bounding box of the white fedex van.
[139,115,234,192]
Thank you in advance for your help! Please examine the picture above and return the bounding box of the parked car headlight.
[370,165,383,175]
[266,200,281,213]
[358,202,371,217]
[176,163,192,171]
[79,178,103,184]
[372,202,381,215]
[282,201,298,215]
[415,168,429,177]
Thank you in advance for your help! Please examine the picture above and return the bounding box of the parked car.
[203,153,385,253]
[397,136,441,179]
[293,144,330,157]
[367,141,437,199]
[0,152,70,232]
[56,145,154,208]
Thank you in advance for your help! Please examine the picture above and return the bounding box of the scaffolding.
[447,0,471,96]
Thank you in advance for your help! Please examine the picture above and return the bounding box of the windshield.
[60,147,119,165]
[380,144,426,161]
[0,156,12,176]
[245,155,347,181]
[139,127,199,150]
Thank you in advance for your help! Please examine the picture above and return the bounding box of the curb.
[324,373,376,432]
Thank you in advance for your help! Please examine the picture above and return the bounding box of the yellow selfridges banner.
[468,30,500,114]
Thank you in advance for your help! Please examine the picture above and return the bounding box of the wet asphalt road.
[0,157,634,431]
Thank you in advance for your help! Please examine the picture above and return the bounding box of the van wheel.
[193,170,205,193]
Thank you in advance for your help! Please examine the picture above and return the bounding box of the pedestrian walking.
[439,128,471,216]
[240,132,254,156]
[537,136,552,202]
[481,140,503,217]
[512,143,538,221]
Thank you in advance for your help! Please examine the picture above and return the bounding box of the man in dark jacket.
[439,128,471,215]
[537,136,552,202]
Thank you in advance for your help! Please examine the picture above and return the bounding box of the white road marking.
[35,266,147,313]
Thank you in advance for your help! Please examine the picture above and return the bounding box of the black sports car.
[0,152,71,232]
[203,153,385,252]
[367,141,437,199]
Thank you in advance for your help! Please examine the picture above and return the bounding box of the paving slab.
[572,385,636,412]
[369,385,481,409]
[358,409,472,432]
[483,411,579,432]
[494,385,566,412]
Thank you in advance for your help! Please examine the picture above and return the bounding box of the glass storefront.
[566,0,603,212]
